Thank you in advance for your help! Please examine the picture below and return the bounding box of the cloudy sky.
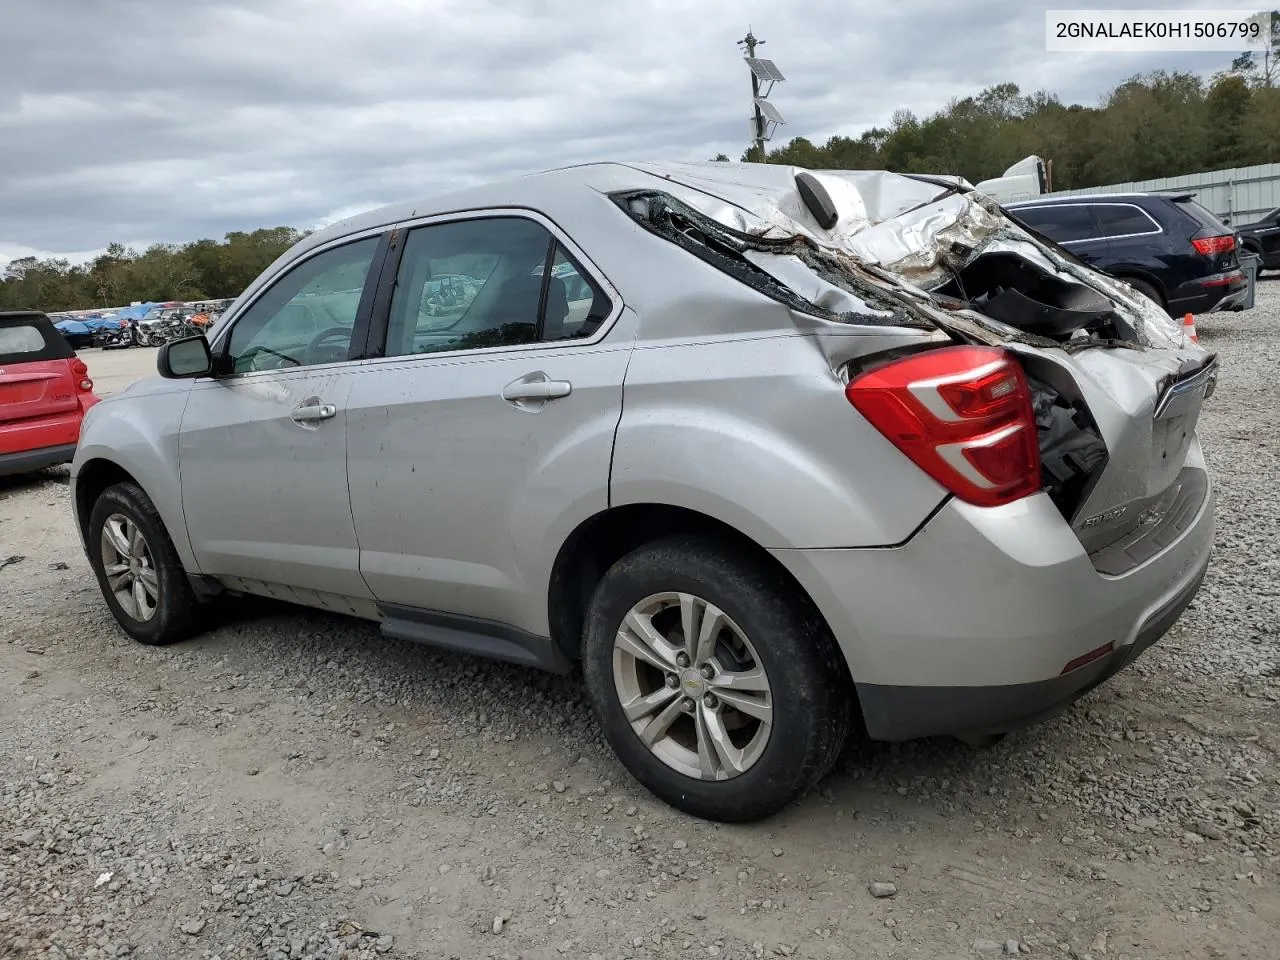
[0,0,1254,266]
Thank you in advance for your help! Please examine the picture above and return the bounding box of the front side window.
[1013,204,1097,243]
[383,218,614,358]
[225,236,379,373]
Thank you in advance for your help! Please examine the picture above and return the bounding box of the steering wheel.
[305,326,353,364]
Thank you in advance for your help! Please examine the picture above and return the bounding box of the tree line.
[728,18,1280,185]
[4,22,1277,314]
[1,228,305,313]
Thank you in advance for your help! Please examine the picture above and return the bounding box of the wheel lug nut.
[699,664,715,680]
[680,698,696,713]
[665,673,680,688]
[676,653,691,668]
[703,694,719,709]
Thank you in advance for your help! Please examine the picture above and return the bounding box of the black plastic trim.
[349,229,395,361]
[186,574,226,601]
[379,604,574,674]
[361,227,406,360]
[0,443,77,476]
[533,237,556,340]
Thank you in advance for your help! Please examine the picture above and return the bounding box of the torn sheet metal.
[622,161,1195,354]
[740,250,896,320]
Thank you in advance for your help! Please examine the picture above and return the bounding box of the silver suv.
[72,162,1216,822]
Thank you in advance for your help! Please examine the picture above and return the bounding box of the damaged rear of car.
[610,161,1215,742]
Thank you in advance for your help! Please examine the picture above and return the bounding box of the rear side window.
[0,314,75,364]
[382,217,614,358]
[0,325,45,355]
[1092,204,1159,238]
[1011,204,1096,243]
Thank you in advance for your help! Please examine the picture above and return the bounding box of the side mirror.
[157,335,214,378]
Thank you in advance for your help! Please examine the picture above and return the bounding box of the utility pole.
[742,30,766,162]
[738,29,786,164]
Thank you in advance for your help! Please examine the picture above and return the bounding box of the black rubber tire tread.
[87,481,203,646]
[1123,277,1164,307]
[582,534,853,823]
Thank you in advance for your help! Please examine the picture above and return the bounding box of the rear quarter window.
[1092,204,1160,238]
[1173,198,1230,232]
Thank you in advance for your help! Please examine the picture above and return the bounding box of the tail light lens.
[71,358,94,392]
[1191,234,1235,256]
[846,346,1041,508]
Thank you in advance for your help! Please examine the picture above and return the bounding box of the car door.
[179,231,388,602]
[1257,208,1280,264]
[345,211,631,636]
[1089,200,1167,276]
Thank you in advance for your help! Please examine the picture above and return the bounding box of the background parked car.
[1,311,100,476]
[1234,205,1280,273]
[1006,192,1247,316]
[50,314,95,350]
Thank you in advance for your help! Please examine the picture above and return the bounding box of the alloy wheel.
[612,592,773,781]
[100,513,160,622]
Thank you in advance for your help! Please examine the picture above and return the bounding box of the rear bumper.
[853,553,1208,740]
[1169,271,1248,314]
[770,457,1214,741]
[0,442,77,477]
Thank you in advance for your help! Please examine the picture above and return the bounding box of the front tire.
[87,481,202,645]
[582,535,852,822]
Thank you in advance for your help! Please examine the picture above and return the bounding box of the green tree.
[1229,11,1280,87]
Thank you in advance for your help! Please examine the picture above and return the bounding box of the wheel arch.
[72,446,198,573]
[547,502,853,685]
[74,457,139,542]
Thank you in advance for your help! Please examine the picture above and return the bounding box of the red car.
[1,311,101,476]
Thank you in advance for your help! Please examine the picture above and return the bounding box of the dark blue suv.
[1006,192,1247,316]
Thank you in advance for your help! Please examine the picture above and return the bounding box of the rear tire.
[87,481,203,646]
[581,535,852,823]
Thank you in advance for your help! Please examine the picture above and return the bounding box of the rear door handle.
[502,375,572,403]
[291,400,337,423]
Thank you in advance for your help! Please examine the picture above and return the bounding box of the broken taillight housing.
[846,346,1041,508]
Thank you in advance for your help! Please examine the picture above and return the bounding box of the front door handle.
[291,400,337,423]
[502,375,572,403]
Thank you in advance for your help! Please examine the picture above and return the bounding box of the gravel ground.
[2,282,1278,960]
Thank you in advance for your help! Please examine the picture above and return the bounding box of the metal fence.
[1043,162,1280,225]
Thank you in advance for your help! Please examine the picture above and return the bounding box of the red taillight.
[71,358,94,392]
[1191,234,1235,256]
[845,346,1041,508]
